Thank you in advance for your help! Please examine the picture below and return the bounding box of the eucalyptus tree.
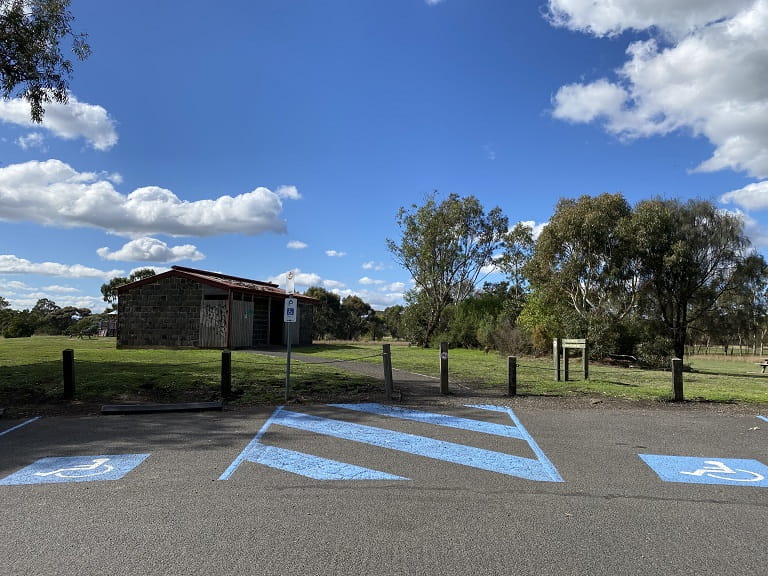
[524,193,641,351]
[304,286,342,340]
[386,192,508,347]
[632,198,751,361]
[0,0,90,122]
[498,222,535,317]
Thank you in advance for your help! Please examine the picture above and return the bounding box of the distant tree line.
[4,194,765,368]
[375,192,767,367]
[0,296,96,338]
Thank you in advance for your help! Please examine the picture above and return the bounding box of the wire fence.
[2,342,766,408]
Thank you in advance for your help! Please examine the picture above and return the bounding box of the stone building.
[116,266,315,349]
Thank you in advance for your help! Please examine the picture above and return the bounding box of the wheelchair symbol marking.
[679,460,764,483]
[639,454,768,487]
[33,458,115,479]
[0,454,150,485]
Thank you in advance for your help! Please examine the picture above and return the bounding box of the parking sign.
[284,297,297,323]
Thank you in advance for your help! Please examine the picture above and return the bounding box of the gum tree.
[386,192,508,347]
[633,198,751,361]
[0,0,90,122]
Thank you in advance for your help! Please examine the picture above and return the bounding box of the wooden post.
[221,350,232,398]
[63,349,75,400]
[382,344,393,397]
[508,356,517,396]
[553,338,561,381]
[564,348,570,382]
[583,343,589,380]
[440,342,449,395]
[672,357,684,401]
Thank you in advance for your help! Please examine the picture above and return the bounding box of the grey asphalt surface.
[1,395,767,576]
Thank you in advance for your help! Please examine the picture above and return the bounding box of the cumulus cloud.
[326,250,347,257]
[545,0,754,39]
[0,254,123,279]
[720,182,768,211]
[16,132,46,150]
[362,261,385,271]
[0,159,296,237]
[269,270,323,291]
[97,237,205,263]
[276,185,301,200]
[0,96,118,150]
[359,276,385,285]
[287,240,308,249]
[548,0,768,179]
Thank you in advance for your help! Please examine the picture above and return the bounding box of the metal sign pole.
[283,291,297,402]
[285,324,292,401]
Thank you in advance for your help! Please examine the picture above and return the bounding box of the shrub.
[3,316,35,338]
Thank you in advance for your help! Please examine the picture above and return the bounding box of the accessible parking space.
[0,410,275,487]
[1,403,766,492]
[2,403,767,575]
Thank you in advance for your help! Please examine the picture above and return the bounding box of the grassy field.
[1,336,767,416]
[292,342,768,404]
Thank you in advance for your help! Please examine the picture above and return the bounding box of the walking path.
[253,349,469,401]
[252,350,499,401]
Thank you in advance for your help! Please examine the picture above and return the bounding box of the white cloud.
[16,132,46,150]
[97,237,205,263]
[326,249,347,257]
[269,269,323,291]
[0,254,123,279]
[41,285,80,293]
[276,185,301,200]
[359,276,385,285]
[0,96,118,150]
[362,261,385,271]
[549,0,768,179]
[287,240,308,249]
[384,281,406,292]
[323,279,347,290]
[425,0,445,5]
[517,220,548,240]
[0,159,294,237]
[545,0,754,40]
[720,182,768,211]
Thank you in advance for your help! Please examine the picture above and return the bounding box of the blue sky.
[1,0,767,313]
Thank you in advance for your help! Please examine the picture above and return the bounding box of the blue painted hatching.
[222,403,564,482]
[330,403,524,439]
[242,444,407,480]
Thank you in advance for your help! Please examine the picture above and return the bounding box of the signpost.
[284,294,297,401]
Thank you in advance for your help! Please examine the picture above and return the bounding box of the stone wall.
[117,276,204,348]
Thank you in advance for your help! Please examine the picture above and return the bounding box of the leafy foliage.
[0,0,90,122]
[386,192,508,346]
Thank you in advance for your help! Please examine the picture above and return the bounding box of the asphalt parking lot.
[1,400,766,575]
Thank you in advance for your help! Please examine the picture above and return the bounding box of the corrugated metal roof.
[117,266,317,302]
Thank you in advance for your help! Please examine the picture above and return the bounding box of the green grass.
[0,336,381,416]
[2,337,767,417]
[296,342,768,405]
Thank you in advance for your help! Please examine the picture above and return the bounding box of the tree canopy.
[0,0,90,122]
[386,192,508,346]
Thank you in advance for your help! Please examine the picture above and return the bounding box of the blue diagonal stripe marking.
[758,415,768,423]
[242,445,407,481]
[275,410,563,482]
[329,403,524,439]
[218,406,286,480]
[467,404,563,483]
